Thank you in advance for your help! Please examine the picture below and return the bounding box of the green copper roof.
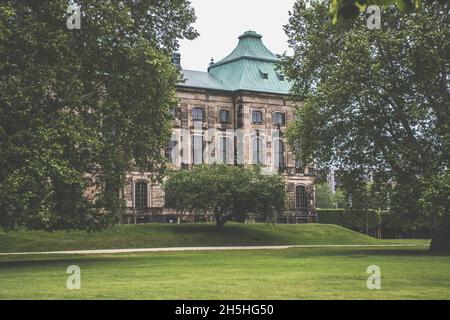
[180,70,233,91]
[178,31,291,95]
[211,31,279,67]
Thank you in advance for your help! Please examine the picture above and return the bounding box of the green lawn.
[0,223,427,253]
[1,246,449,299]
[1,223,443,299]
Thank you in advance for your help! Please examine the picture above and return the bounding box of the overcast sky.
[179,0,296,71]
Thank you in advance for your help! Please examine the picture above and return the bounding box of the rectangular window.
[192,107,203,122]
[273,112,285,126]
[275,140,285,169]
[192,135,203,164]
[295,160,304,174]
[219,110,230,124]
[134,182,148,208]
[295,185,307,210]
[220,136,232,164]
[252,132,264,164]
[252,111,263,124]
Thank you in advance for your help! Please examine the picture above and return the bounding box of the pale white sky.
[179,0,296,71]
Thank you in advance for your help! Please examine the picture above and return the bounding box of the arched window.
[192,107,203,122]
[274,139,285,169]
[273,112,285,126]
[252,110,263,124]
[295,185,307,210]
[134,182,148,208]
[165,140,177,163]
[219,110,230,124]
[169,107,177,118]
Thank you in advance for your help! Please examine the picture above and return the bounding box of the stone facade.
[123,31,316,224]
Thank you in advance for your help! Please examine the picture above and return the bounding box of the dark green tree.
[250,168,287,224]
[164,165,287,228]
[0,1,198,231]
[329,0,422,23]
[282,1,449,251]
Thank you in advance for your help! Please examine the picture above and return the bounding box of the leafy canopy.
[164,165,287,228]
[315,183,345,209]
[282,1,449,250]
[0,0,198,231]
[329,0,422,23]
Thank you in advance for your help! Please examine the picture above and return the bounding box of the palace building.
[122,31,316,224]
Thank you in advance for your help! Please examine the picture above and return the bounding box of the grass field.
[1,246,449,299]
[1,223,447,300]
[0,223,426,253]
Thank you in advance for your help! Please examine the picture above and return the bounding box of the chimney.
[207,57,215,72]
[172,53,181,69]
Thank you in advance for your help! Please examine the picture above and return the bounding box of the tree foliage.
[0,1,198,231]
[282,1,449,251]
[164,165,287,228]
[315,183,345,208]
[329,0,422,23]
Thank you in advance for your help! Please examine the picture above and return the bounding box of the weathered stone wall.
[125,87,315,214]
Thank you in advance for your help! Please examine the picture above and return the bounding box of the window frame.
[165,140,178,163]
[134,181,148,209]
[295,185,307,210]
[252,132,264,165]
[219,109,231,124]
[295,159,305,174]
[272,112,286,126]
[219,136,232,164]
[192,107,204,122]
[192,135,204,164]
[274,139,285,169]
[252,110,263,124]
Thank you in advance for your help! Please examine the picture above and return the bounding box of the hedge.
[317,208,382,233]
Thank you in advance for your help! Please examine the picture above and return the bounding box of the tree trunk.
[430,224,450,253]
[215,214,232,229]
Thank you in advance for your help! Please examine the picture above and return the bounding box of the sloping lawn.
[0,246,448,299]
[0,223,415,253]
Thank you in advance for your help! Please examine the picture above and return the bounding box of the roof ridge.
[210,31,278,69]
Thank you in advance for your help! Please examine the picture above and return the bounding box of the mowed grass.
[0,223,415,253]
[1,246,449,299]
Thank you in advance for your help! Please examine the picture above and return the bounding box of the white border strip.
[0,244,427,256]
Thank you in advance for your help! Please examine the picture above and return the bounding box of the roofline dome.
[209,30,278,69]
[238,30,263,39]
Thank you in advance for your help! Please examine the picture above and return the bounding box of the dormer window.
[259,67,270,80]
[277,72,285,81]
